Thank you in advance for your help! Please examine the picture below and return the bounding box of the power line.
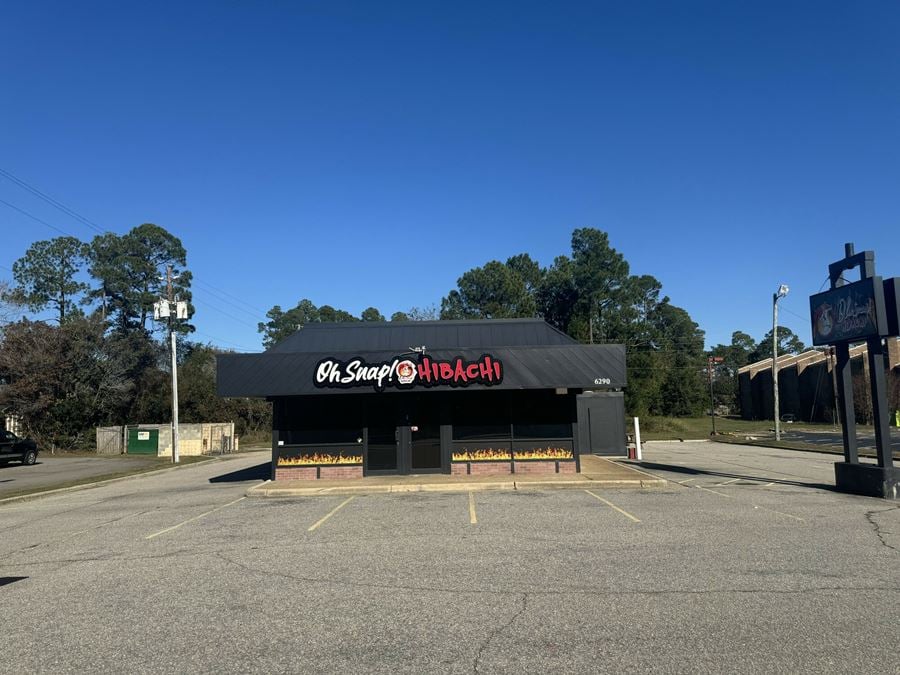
[0,168,106,234]
[778,305,809,323]
[192,278,269,317]
[191,297,260,330]
[192,330,262,352]
[0,169,270,327]
[0,198,79,238]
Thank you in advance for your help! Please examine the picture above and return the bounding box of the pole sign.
[809,277,888,346]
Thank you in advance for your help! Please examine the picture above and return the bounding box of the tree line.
[261,228,718,417]
[261,228,816,418]
[0,224,268,450]
[1,224,813,451]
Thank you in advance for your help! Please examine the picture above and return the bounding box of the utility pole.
[154,267,188,464]
[167,265,180,464]
[773,284,789,441]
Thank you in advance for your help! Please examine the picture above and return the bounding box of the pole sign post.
[810,243,900,499]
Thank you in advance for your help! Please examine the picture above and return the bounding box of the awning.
[217,344,625,397]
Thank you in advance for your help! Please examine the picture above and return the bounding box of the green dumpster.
[128,428,159,455]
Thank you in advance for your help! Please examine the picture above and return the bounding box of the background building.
[738,338,900,423]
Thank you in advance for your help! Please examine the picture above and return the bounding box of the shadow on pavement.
[208,462,270,483]
[632,460,834,491]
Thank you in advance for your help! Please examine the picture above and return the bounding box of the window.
[510,391,574,439]
[280,396,364,446]
[451,392,511,441]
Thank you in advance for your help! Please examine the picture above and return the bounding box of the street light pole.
[707,356,724,435]
[773,284,789,441]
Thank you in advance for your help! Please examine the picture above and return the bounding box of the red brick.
[319,466,363,480]
[513,461,557,474]
[558,461,577,474]
[451,463,469,475]
[468,462,512,475]
[275,467,317,481]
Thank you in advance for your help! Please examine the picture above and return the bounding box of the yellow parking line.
[308,496,355,532]
[468,491,478,524]
[584,490,641,523]
[694,485,804,522]
[145,497,245,540]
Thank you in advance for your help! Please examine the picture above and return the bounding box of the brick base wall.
[514,461,557,474]
[275,467,318,480]
[276,461,578,480]
[319,466,363,480]
[274,466,363,480]
[468,462,513,476]
[451,460,579,475]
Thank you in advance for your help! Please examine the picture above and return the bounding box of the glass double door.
[366,424,442,475]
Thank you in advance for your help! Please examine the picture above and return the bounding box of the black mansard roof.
[266,319,577,354]
[217,319,625,397]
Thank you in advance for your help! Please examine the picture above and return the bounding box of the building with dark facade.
[217,319,627,480]
[738,338,900,423]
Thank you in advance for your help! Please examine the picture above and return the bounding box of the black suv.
[0,430,38,465]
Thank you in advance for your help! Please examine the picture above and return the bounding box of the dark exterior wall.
[738,372,754,420]
[739,353,897,424]
[576,391,626,455]
[752,369,772,421]
[269,388,589,476]
[798,361,836,423]
[779,366,801,419]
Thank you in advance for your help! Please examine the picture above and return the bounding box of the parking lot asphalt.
[0,444,898,674]
[780,427,900,453]
[0,454,164,499]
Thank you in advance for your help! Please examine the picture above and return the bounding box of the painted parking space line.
[693,485,804,522]
[677,478,697,485]
[145,497,246,540]
[308,496,355,532]
[583,490,641,523]
[468,491,477,525]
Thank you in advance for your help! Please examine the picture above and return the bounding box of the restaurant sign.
[314,354,503,392]
[809,277,888,346]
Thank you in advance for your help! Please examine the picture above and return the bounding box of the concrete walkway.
[247,454,665,497]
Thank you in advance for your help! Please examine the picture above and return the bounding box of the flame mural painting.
[277,453,363,466]
[452,447,574,462]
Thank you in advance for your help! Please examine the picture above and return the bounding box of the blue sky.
[2,1,898,353]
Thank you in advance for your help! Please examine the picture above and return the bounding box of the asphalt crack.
[864,506,900,552]
[473,593,528,674]
[214,551,899,599]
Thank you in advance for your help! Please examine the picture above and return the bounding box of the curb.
[245,476,667,498]
[0,452,264,506]
[643,439,710,444]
